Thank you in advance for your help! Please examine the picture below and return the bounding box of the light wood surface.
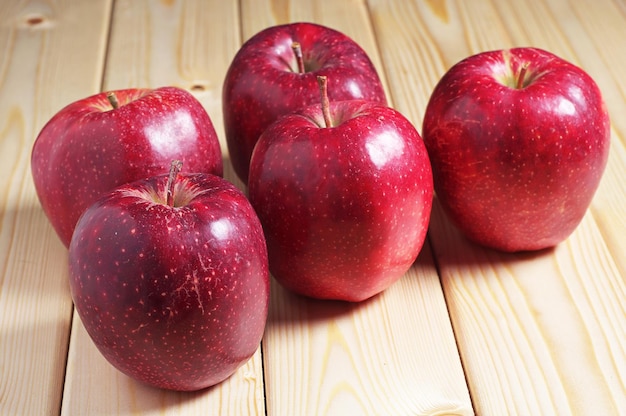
[0,0,624,415]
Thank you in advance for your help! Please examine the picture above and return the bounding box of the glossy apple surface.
[68,169,269,391]
[248,99,433,302]
[422,48,610,252]
[31,86,223,247]
[222,22,387,184]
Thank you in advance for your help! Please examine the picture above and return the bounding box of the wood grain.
[237,1,473,415]
[263,243,473,416]
[367,0,626,413]
[0,0,624,415]
[62,315,265,415]
[429,199,626,415]
[59,1,267,414]
[0,1,111,415]
[553,0,626,279]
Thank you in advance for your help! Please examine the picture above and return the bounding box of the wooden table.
[1,0,624,415]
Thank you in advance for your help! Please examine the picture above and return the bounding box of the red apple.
[68,162,269,391]
[422,47,611,252]
[222,22,387,184]
[248,77,433,302]
[31,86,223,247]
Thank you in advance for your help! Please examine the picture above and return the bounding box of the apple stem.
[166,160,183,207]
[106,92,119,109]
[317,75,332,128]
[516,63,529,89]
[291,42,305,73]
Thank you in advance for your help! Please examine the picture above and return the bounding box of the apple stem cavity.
[291,42,305,73]
[166,160,183,207]
[516,63,530,89]
[106,92,119,110]
[317,76,332,128]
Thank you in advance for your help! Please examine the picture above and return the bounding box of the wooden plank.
[239,1,473,415]
[59,1,267,415]
[0,1,112,415]
[430,200,626,415]
[540,0,626,279]
[368,0,626,414]
[264,244,473,415]
[487,0,626,288]
[62,317,265,415]
[3,1,623,415]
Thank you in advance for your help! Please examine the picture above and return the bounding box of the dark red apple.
[222,22,387,184]
[248,77,433,302]
[68,163,269,391]
[31,86,223,247]
[422,47,610,252]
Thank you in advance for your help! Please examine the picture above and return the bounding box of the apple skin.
[248,100,433,302]
[422,48,611,252]
[68,172,269,391]
[222,22,387,184]
[31,86,223,247]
